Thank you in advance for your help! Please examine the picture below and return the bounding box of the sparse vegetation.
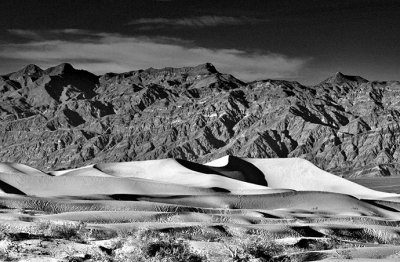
[243,237,284,260]
[0,238,14,261]
[155,225,229,242]
[34,220,87,241]
[334,249,353,260]
[0,222,397,262]
[85,228,119,240]
[143,239,204,261]
[0,208,400,262]
[113,230,206,262]
[223,235,294,262]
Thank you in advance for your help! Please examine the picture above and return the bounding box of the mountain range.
[1,63,400,177]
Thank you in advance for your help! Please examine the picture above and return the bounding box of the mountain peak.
[8,64,43,79]
[21,64,43,75]
[190,62,218,74]
[321,72,368,85]
[44,63,76,75]
[141,63,219,77]
[335,71,345,77]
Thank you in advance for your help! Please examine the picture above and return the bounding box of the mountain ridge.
[1,63,400,178]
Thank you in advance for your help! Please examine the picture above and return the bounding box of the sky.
[0,0,399,84]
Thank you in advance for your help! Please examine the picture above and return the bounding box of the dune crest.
[0,163,47,176]
[94,158,269,192]
[246,157,396,199]
[207,156,396,199]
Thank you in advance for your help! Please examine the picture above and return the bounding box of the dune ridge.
[0,163,47,176]
[0,156,398,200]
[207,156,396,199]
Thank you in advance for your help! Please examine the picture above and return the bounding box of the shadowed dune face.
[209,156,396,199]
[93,158,270,192]
[203,156,397,199]
[176,156,268,186]
[0,178,26,195]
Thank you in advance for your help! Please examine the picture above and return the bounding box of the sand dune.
[95,159,271,191]
[0,155,398,200]
[207,156,396,199]
[48,165,96,176]
[46,156,396,199]
[1,156,400,261]
[0,163,47,176]
[137,191,400,219]
[176,156,268,186]
[56,166,112,177]
[0,172,227,197]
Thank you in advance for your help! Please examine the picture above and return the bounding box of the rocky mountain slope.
[1,63,400,177]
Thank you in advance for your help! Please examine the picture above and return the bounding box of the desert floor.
[1,156,400,261]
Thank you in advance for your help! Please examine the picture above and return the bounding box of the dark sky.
[0,0,399,84]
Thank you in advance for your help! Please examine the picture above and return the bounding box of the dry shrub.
[114,230,205,262]
[223,235,288,262]
[34,220,87,240]
[362,228,400,244]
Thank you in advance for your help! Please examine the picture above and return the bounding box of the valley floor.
[351,177,400,194]
[1,192,400,261]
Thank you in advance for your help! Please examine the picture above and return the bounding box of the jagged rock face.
[1,63,400,177]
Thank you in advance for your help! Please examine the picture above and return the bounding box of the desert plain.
[1,156,400,261]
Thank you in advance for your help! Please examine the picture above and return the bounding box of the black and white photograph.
[0,0,400,261]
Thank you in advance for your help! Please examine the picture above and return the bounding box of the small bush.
[85,228,118,240]
[34,220,87,240]
[155,226,227,242]
[335,249,353,260]
[143,239,203,262]
[362,228,400,244]
[0,238,21,261]
[0,239,13,261]
[244,241,283,261]
[114,231,205,262]
[224,236,287,262]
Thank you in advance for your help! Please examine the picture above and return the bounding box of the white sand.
[207,156,397,199]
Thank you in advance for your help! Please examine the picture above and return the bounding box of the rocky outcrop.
[1,63,400,177]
